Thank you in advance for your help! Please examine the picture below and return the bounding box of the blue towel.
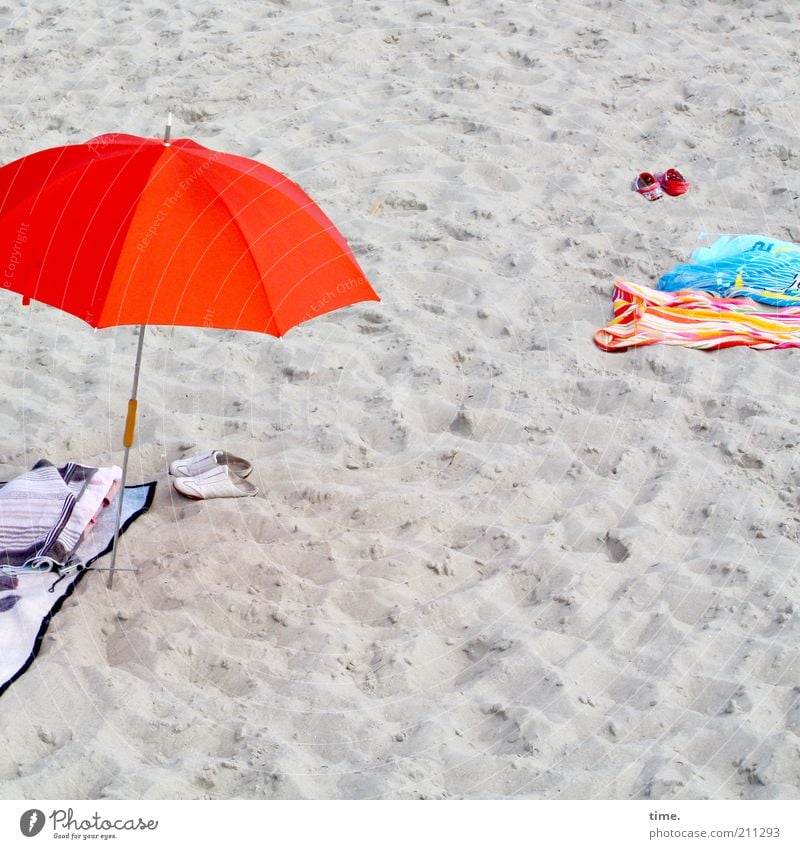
[658,234,800,306]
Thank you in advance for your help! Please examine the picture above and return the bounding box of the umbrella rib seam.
[198,177,282,335]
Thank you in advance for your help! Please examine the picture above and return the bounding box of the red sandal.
[631,172,663,201]
[655,168,689,196]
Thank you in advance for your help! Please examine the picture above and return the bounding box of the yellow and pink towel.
[595,279,800,352]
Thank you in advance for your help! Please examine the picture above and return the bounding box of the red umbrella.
[0,121,379,585]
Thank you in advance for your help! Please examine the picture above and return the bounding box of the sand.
[0,0,799,800]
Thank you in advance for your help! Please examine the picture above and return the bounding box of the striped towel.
[595,279,800,352]
[0,461,108,570]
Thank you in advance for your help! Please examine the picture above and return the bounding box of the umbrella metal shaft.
[107,324,146,589]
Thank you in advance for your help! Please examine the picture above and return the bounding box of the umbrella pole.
[107,324,147,590]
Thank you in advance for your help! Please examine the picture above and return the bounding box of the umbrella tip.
[163,111,172,147]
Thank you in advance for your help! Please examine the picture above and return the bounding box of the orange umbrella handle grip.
[123,399,138,448]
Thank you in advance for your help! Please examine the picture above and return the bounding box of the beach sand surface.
[0,0,799,799]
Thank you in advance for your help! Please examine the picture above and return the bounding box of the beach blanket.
[0,481,155,697]
[658,234,800,306]
[595,279,800,351]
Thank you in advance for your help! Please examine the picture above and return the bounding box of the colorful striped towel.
[595,279,800,351]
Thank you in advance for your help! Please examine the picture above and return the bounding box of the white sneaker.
[172,465,258,500]
[169,450,252,479]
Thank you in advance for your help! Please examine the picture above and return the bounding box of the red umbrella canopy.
[0,133,378,334]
